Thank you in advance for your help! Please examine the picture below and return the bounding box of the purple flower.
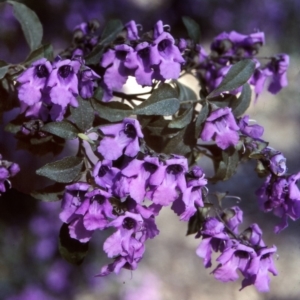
[266,54,289,94]
[238,115,264,139]
[200,107,239,150]
[148,156,188,206]
[242,246,277,292]
[60,182,90,223]
[222,206,243,234]
[150,31,185,81]
[256,172,300,233]
[46,58,81,121]
[0,155,20,194]
[97,118,144,160]
[241,224,266,248]
[172,166,207,221]
[92,160,119,189]
[212,240,256,282]
[262,147,287,176]
[103,211,145,258]
[78,66,100,99]
[17,58,52,119]
[196,217,229,268]
[100,44,138,101]
[113,156,161,203]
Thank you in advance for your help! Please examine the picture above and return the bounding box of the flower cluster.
[194,30,289,98]
[17,57,99,121]
[59,118,208,275]
[196,208,277,292]
[0,154,20,194]
[99,20,185,101]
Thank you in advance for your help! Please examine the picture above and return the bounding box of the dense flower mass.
[17,56,99,121]
[196,213,277,292]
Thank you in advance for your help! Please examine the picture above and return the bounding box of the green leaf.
[70,98,95,132]
[31,182,65,202]
[213,148,240,181]
[134,98,179,116]
[25,44,53,65]
[91,99,133,122]
[59,223,89,265]
[194,101,209,139]
[208,94,237,108]
[8,1,43,51]
[173,80,198,102]
[182,16,201,43]
[36,156,83,183]
[231,83,252,117]
[207,59,256,98]
[168,106,193,129]
[85,19,123,64]
[41,121,79,140]
[0,60,9,80]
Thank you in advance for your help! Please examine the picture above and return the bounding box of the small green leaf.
[31,182,65,202]
[85,19,123,64]
[207,59,256,98]
[134,98,179,116]
[59,223,89,265]
[231,83,252,117]
[182,16,201,43]
[145,83,178,104]
[70,98,94,132]
[168,106,193,129]
[8,1,43,51]
[41,121,79,140]
[92,99,133,122]
[36,156,83,183]
[25,44,53,65]
[173,80,198,102]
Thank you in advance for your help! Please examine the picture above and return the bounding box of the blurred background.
[1,0,300,299]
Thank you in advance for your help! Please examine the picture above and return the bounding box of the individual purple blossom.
[46,58,81,121]
[241,224,265,248]
[265,54,289,94]
[0,154,20,194]
[97,118,144,160]
[256,172,300,233]
[238,115,264,139]
[212,240,256,283]
[196,217,229,268]
[172,166,207,221]
[150,31,185,81]
[147,155,188,206]
[17,58,52,119]
[92,159,119,189]
[103,211,145,258]
[59,182,90,223]
[261,147,287,176]
[242,246,277,292]
[113,156,162,203]
[200,107,240,150]
[222,206,243,234]
[78,66,100,98]
[100,44,138,101]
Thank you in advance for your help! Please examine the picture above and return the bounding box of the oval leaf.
[25,44,53,65]
[231,83,252,117]
[134,98,179,116]
[182,16,201,43]
[92,99,133,122]
[36,156,83,183]
[8,1,43,51]
[41,121,79,140]
[207,59,255,98]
